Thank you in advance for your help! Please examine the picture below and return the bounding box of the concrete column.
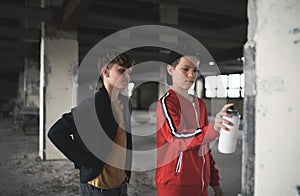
[246,0,300,195]
[39,24,78,160]
[17,72,25,105]
[159,4,178,25]
[196,78,204,98]
[24,58,39,107]
[158,66,169,99]
[158,3,178,99]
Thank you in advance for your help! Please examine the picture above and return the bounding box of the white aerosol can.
[218,106,240,154]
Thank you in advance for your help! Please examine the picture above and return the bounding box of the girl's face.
[168,56,199,91]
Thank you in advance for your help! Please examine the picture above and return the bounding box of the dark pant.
[80,183,128,196]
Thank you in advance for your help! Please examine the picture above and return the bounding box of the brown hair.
[98,53,134,69]
[98,53,135,81]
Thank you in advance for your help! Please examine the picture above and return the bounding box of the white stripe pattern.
[201,147,205,191]
[175,151,183,174]
[161,92,202,138]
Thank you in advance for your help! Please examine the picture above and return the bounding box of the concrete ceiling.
[0,0,247,80]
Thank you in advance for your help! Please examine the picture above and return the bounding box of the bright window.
[204,74,244,98]
[205,76,217,97]
[216,75,227,98]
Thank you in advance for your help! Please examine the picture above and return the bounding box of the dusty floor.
[0,117,78,196]
[0,114,241,196]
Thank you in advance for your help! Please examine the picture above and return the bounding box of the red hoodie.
[156,89,220,196]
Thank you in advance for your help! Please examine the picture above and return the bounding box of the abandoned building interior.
[0,0,299,195]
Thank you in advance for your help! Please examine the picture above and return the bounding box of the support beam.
[40,28,78,160]
[0,40,37,59]
[242,41,256,195]
[139,0,247,19]
[79,13,244,42]
[0,4,53,22]
[0,27,40,42]
[246,0,300,195]
[61,0,94,29]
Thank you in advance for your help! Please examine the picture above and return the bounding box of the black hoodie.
[48,86,132,183]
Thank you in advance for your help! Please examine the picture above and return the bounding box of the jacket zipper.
[174,103,198,176]
[175,151,183,175]
[201,147,205,191]
[193,101,205,190]
[192,102,200,128]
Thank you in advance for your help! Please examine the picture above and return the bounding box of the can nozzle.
[226,105,239,116]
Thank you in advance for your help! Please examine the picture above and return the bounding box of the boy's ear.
[167,64,174,76]
[102,67,110,78]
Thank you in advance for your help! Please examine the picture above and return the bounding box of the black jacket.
[48,86,132,183]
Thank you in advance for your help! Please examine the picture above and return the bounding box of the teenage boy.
[48,53,134,196]
[156,52,233,196]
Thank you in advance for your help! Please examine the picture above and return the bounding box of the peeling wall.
[250,0,300,195]
[42,38,78,160]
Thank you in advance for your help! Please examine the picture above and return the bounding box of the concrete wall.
[41,37,78,160]
[248,0,300,195]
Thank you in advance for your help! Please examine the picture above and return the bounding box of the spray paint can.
[218,106,240,154]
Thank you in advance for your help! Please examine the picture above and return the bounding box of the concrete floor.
[0,110,242,195]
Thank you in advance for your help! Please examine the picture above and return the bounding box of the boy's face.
[103,63,132,90]
[168,56,199,90]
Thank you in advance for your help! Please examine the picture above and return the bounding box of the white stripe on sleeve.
[161,92,202,138]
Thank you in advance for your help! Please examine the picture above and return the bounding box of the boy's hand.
[214,103,234,132]
[212,185,224,196]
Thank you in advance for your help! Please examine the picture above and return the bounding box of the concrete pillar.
[196,78,204,98]
[245,0,300,195]
[39,24,78,160]
[159,4,178,25]
[158,3,178,99]
[17,72,25,105]
[158,66,169,99]
[24,58,39,107]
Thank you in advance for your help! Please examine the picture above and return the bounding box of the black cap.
[166,51,183,65]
